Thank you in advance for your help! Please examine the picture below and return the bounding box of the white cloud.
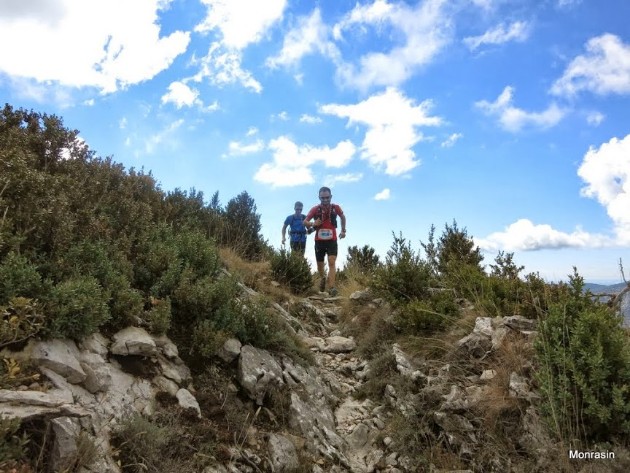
[441,133,463,147]
[374,188,391,200]
[246,127,259,136]
[0,0,190,93]
[332,0,394,41]
[477,219,611,251]
[557,0,581,8]
[578,134,630,244]
[272,111,289,121]
[479,134,630,252]
[254,136,356,188]
[266,8,339,69]
[551,34,630,97]
[586,111,605,126]
[333,0,452,91]
[300,114,322,124]
[191,42,262,93]
[195,0,287,50]
[161,81,201,109]
[463,21,530,51]
[143,119,185,155]
[475,86,567,132]
[323,173,364,186]
[225,139,264,157]
[320,87,442,175]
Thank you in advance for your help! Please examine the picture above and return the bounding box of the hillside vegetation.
[2,104,630,471]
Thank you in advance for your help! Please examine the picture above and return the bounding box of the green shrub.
[371,233,431,304]
[44,276,110,340]
[1,297,44,348]
[535,269,630,444]
[270,249,312,294]
[0,252,43,304]
[109,286,144,330]
[145,297,172,335]
[111,414,170,473]
[395,294,458,335]
[0,417,30,467]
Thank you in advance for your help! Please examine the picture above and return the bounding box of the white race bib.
[317,229,334,240]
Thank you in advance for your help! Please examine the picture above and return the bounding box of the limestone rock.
[238,345,284,405]
[268,433,299,472]
[111,326,157,356]
[29,339,86,384]
[217,338,242,363]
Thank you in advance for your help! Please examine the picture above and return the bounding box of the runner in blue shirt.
[281,201,310,254]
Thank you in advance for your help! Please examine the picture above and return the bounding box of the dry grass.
[218,247,270,289]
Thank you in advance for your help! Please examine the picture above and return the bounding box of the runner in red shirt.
[304,186,346,296]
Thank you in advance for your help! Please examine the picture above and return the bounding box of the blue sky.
[1,0,629,283]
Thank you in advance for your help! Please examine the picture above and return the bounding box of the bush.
[535,269,630,444]
[372,232,431,305]
[44,276,110,340]
[145,297,172,335]
[270,249,312,294]
[0,252,43,304]
[111,414,170,473]
[0,417,30,468]
[395,292,459,335]
[1,297,44,348]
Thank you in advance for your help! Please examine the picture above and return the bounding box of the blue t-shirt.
[284,214,307,243]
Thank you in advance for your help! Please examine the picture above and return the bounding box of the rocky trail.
[1,284,559,473]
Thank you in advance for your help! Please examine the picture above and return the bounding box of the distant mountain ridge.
[584,282,628,294]
[584,282,630,327]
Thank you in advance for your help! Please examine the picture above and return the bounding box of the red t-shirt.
[305,203,344,241]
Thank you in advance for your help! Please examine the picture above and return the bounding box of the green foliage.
[0,252,43,304]
[145,298,172,335]
[270,249,313,294]
[44,276,110,340]
[395,290,460,335]
[535,268,630,444]
[422,221,484,278]
[346,244,381,273]
[0,104,271,343]
[372,232,432,304]
[1,297,44,348]
[0,417,30,467]
[223,191,265,259]
[111,414,171,473]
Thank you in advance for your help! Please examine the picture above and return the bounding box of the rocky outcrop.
[1,284,568,472]
[0,327,197,472]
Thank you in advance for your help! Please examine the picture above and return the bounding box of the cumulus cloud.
[578,134,630,244]
[475,86,567,131]
[161,81,201,109]
[195,0,287,50]
[320,87,442,175]
[225,139,265,157]
[477,219,611,251]
[551,34,630,97]
[266,8,339,69]
[463,21,530,51]
[333,0,452,91]
[374,188,391,200]
[191,42,262,93]
[479,134,630,252]
[254,136,356,187]
[0,0,189,94]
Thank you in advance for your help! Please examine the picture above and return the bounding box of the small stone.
[383,436,393,447]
